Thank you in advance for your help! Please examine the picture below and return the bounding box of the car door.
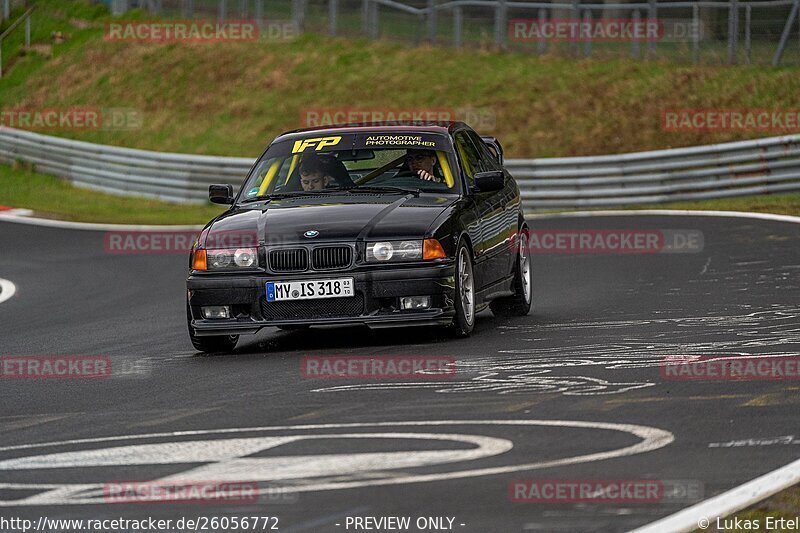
[453,130,490,290]
[466,130,519,282]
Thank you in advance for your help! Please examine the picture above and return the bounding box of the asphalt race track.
[1,213,799,532]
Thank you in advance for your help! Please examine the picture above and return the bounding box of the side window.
[467,131,501,171]
[454,132,482,186]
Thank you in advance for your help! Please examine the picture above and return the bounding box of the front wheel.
[490,226,533,317]
[187,301,239,353]
[449,241,476,337]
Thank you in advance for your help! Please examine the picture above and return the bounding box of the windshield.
[237,133,461,201]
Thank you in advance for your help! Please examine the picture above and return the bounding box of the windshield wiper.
[340,185,421,197]
[239,191,322,203]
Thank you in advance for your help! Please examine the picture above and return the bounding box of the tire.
[449,240,476,337]
[187,301,239,353]
[490,225,533,317]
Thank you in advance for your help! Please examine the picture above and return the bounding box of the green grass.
[639,192,800,216]
[534,193,800,217]
[1,1,799,159]
[0,163,225,224]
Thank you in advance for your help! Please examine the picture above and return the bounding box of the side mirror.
[473,170,504,193]
[209,184,234,205]
[481,136,504,166]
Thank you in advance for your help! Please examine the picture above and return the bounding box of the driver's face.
[407,153,436,174]
[300,171,329,191]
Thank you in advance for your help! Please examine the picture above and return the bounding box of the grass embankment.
[1,1,799,221]
[2,1,800,158]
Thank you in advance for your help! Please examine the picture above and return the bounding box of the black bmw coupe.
[186,122,532,352]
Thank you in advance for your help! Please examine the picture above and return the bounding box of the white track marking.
[528,209,800,225]
[632,456,800,533]
[0,278,16,304]
[0,208,798,232]
[0,420,674,506]
[0,211,202,231]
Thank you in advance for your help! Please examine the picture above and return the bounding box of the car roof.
[273,121,466,142]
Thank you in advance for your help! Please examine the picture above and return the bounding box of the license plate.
[266,278,354,302]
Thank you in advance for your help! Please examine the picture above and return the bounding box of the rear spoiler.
[481,136,504,166]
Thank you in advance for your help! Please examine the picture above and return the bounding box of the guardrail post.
[184,0,194,18]
[494,0,507,47]
[647,0,657,58]
[745,5,751,64]
[218,0,226,21]
[692,4,699,63]
[2,0,9,21]
[727,0,739,64]
[773,0,800,65]
[631,9,641,59]
[570,0,579,56]
[537,8,547,54]
[427,0,437,43]
[582,10,591,57]
[329,0,338,36]
[111,0,128,16]
[369,0,379,39]
[292,0,305,32]
[362,0,369,35]
[255,0,262,24]
[453,6,462,47]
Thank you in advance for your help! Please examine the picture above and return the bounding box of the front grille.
[269,248,308,272]
[260,293,365,321]
[312,246,352,270]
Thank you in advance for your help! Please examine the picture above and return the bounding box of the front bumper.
[187,261,456,336]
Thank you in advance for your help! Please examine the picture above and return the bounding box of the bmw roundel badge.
[304,230,320,238]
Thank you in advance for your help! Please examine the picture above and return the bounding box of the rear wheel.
[490,225,533,317]
[449,241,476,337]
[187,301,239,353]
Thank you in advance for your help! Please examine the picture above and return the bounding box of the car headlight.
[193,247,258,270]
[366,241,423,262]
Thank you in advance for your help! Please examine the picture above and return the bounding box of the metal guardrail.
[1,126,799,209]
[0,127,253,204]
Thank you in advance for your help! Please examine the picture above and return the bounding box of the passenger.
[405,149,440,182]
[299,153,334,191]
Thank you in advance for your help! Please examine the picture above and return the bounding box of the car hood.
[202,193,458,246]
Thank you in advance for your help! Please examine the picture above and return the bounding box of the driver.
[299,153,334,191]
[405,149,440,182]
